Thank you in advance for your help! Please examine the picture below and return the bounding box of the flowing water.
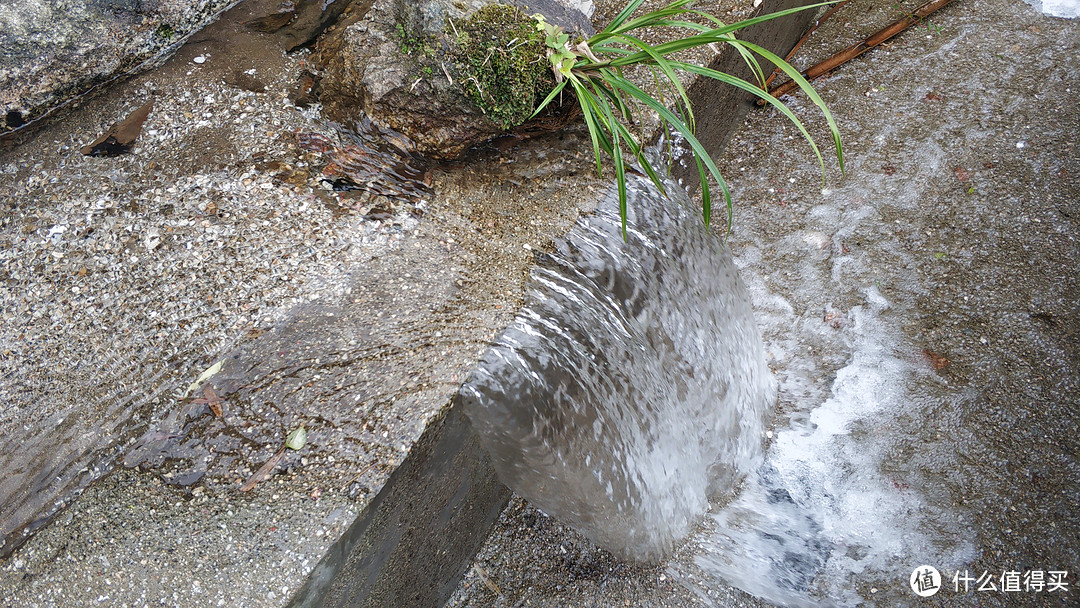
[461,174,775,564]
[459,167,979,603]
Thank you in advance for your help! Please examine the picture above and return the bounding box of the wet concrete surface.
[0,0,600,602]
[449,0,1079,606]
[0,0,237,137]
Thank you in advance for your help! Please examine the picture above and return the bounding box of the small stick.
[764,0,958,101]
[762,0,850,89]
[239,447,286,492]
[342,462,377,492]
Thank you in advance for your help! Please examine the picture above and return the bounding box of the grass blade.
[607,76,732,230]
[668,60,828,178]
[739,41,845,174]
[602,0,649,34]
[529,79,569,119]
[608,33,695,132]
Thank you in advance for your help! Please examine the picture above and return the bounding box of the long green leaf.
[529,79,569,119]
[607,77,732,228]
[585,74,669,202]
[729,38,768,88]
[606,2,697,38]
[701,1,839,37]
[595,91,630,237]
[739,41,845,174]
[667,60,827,177]
[594,69,634,121]
[602,0,649,34]
[576,80,616,155]
[571,77,606,177]
[608,33,695,132]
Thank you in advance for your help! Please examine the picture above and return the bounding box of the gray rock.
[0,0,232,132]
[315,0,594,159]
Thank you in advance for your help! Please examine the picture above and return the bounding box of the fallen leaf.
[192,386,224,418]
[240,447,286,492]
[82,99,153,156]
[923,350,949,370]
[286,426,307,450]
[185,359,223,397]
[953,166,971,182]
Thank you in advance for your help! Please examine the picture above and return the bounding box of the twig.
[239,447,286,492]
[341,462,376,492]
[472,564,502,596]
[763,0,958,102]
[762,0,850,89]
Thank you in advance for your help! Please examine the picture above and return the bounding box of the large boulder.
[315,0,594,159]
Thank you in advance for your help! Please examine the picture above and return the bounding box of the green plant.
[452,4,553,128]
[530,0,845,235]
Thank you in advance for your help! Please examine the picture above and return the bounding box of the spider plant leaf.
[696,154,711,228]
[702,1,839,37]
[529,79,569,119]
[608,33,695,132]
[590,77,667,199]
[603,0,649,34]
[728,38,768,88]
[576,80,615,154]
[739,41,845,174]
[686,9,728,28]
[607,76,732,228]
[608,34,726,66]
[612,119,666,198]
[601,99,629,238]
[646,19,712,32]
[668,60,828,178]
[572,78,606,177]
[608,0,696,35]
[593,71,634,122]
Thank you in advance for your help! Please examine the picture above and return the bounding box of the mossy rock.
[315,0,592,159]
[451,4,553,129]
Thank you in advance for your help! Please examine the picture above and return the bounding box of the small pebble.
[193,55,206,64]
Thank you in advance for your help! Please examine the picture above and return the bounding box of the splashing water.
[1021,0,1079,18]
[460,175,775,563]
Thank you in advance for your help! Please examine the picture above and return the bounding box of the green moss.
[452,4,552,129]
[154,23,174,40]
[396,22,437,57]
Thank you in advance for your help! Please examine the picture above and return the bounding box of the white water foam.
[671,294,976,606]
[1021,0,1079,18]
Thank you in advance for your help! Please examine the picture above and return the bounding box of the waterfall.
[461,174,775,563]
